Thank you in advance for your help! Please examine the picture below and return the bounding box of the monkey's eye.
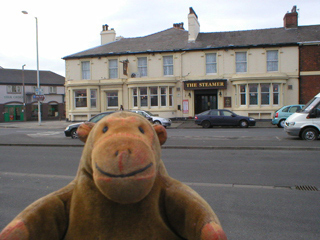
[102,126,108,133]
[138,126,144,134]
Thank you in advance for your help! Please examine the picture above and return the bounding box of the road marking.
[27,131,62,137]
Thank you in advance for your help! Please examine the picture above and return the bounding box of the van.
[284,93,320,141]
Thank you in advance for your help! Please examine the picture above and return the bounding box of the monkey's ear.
[153,124,167,145]
[77,122,95,143]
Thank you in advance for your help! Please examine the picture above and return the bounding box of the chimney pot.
[283,5,298,29]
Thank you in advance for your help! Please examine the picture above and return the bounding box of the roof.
[63,25,320,59]
[0,68,65,86]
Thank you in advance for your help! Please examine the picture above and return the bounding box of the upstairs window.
[267,50,278,72]
[138,57,147,77]
[49,86,57,94]
[7,85,21,93]
[109,59,118,79]
[81,61,90,80]
[206,53,217,74]
[236,52,247,73]
[163,56,173,76]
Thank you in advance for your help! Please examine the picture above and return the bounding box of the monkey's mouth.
[95,162,153,178]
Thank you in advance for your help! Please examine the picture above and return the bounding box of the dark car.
[64,111,115,138]
[195,109,256,128]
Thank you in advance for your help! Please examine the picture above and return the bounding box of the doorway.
[4,105,24,122]
[194,90,218,114]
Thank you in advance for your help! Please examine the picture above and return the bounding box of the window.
[131,86,174,108]
[49,86,57,94]
[81,61,90,80]
[133,88,138,107]
[75,90,87,108]
[236,52,247,73]
[138,57,147,77]
[140,87,148,107]
[106,91,118,107]
[261,84,270,105]
[169,87,173,106]
[150,87,158,107]
[48,104,58,117]
[273,84,279,105]
[267,50,278,72]
[163,56,173,76]
[109,59,118,79]
[90,89,97,108]
[7,85,21,93]
[249,84,258,105]
[160,87,167,106]
[240,85,246,105]
[206,53,217,74]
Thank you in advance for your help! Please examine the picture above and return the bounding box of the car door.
[220,110,236,126]
[208,110,221,125]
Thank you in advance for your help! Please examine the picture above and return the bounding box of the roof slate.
[63,25,320,59]
[0,69,65,85]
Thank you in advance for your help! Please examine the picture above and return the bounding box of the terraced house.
[63,6,320,121]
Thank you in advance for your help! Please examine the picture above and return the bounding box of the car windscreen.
[301,97,320,113]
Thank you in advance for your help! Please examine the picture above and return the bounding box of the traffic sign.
[33,95,45,101]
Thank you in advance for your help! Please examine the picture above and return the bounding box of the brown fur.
[0,111,227,240]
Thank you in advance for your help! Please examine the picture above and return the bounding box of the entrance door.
[4,105,24,122]
[194,90,218,114]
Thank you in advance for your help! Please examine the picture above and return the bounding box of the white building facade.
[63,7,319,121]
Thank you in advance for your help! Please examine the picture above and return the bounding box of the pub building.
[63,7,320,121]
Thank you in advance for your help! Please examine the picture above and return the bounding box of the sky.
[1,0,319,77]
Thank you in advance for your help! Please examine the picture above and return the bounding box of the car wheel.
[154,120,162,125]
[202,120,211,128]
[239,120,249,128]
[301,128,318,141]
[278,119,285,128]
[70,129,78,139]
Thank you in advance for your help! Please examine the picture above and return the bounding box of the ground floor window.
[90,89,97,108]
[48,104,58,117]
[74,90,87,108]
[238,83,280,106]
[106,91,118,108]
[131,86,174,108]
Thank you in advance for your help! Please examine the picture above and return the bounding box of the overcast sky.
[1,0,319,77]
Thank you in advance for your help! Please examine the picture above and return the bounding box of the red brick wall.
[299,45,320,103]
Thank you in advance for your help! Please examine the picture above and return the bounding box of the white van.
[284,93,320,141]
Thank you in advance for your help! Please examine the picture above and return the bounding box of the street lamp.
[22,10,41,125]
[22,64,26,121]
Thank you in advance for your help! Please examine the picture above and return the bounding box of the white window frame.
[206,53,217,74]
[74,89,87,108]
[49,86,57,94]
[236,52,247,73]
[7,85,22,94]
[109,59,118,79]
[138,57,147,77]
[163,56,173,76]
[90,89,97,108]
[106,91,118,108]
[267,50,279,72]
[81,61,90,80]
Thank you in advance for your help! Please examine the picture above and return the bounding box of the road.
[1,139,319,239]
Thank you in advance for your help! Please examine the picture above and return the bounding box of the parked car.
[272,104,305,128]
[130,110,171,127]
[194,109,256,128]
[64,111,115,139]
[285,93,320,141]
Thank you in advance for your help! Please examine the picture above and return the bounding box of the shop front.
[4,104,24,122]
[184,79,227,114]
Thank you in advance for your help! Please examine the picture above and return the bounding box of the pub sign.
[184,79,227,90]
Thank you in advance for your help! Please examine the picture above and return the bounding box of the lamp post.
[22,64,26,121]
[22,11,41,125]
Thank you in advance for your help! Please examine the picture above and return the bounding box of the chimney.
[188,7,200,42]
[100,24,116,45]
[283,6,298,29]
[173,22,184,30]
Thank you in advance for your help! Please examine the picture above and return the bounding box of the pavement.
[0,119,276,129]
